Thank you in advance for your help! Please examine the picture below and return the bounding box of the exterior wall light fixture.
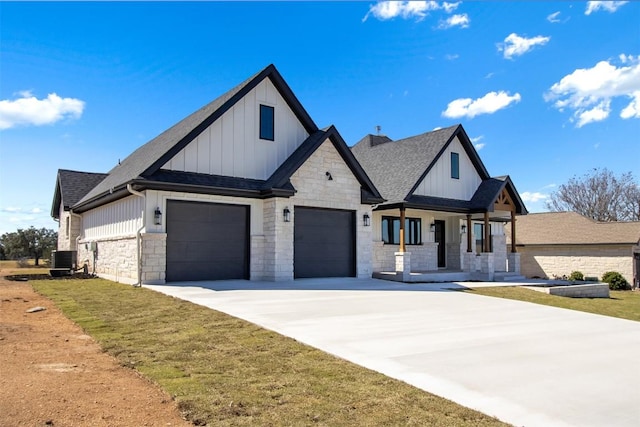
[154,207,162,225]
[430,223,436,232]
[461,224,467,233]
[283,207,291,222]
[363,213,370,226]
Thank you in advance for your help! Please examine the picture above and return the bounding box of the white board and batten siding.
[162,79,309,180]
[413,136,481,201]
[83,195,144,240]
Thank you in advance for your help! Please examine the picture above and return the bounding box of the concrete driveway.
[145,278,640,427]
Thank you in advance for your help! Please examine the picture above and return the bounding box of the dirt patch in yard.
[0,276,191,427]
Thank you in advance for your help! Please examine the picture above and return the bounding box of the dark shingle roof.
[351,124,490,205]
[51,169,108,218]
[75,64,318,210]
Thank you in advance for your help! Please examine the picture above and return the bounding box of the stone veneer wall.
[283,139,373,280]
[77,233,166,285]
[56,203,82,251]
[262,198,294,281]
[372,242,438,272]
[518,244,634,283]
[77,235,138,284]
[492,234,507,272]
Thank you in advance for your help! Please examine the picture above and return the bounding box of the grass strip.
[32,278,508,426]
[465,287,640,322]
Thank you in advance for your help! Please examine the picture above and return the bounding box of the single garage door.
[294,207,355,278]
[166,200,249,282]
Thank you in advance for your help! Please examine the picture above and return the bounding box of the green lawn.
[465,286,640,322]
[31,279,508,426]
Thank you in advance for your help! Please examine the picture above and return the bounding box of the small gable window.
[259,104,275,141]
[382,216,422,245]
[451,152,460,179]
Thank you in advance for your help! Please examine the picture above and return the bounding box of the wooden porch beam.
[399,206,406,253]
[466,214,472,253]
[511,210,517,253]
[483,211,490,253]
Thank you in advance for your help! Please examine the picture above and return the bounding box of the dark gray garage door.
[294,207,355,278]
[166,200,249,282]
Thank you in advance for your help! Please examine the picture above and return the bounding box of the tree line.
[546,168,639,222]
[0,227,57,266]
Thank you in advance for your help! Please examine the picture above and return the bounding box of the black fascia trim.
[72,186,131,214]
[405,125,491,200]
[142,65,319,178]
[404,125,461,200]
[361,188,386,205]
[51,177,62,219]
[456,125,490,179]
[502,176,529,215]
[137,180,294,199]
[265,69,318,135]
[72,179,296,213]
[325,126,384,202]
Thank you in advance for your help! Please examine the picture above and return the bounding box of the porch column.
[510,210,517,253]
[399,206,406,253]
[483,211,491,252]
[466,214,472,252]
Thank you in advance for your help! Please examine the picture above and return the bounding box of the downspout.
[127,184,145,287]
[69,210,86,272]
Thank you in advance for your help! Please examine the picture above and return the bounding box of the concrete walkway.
[145,278,640,427]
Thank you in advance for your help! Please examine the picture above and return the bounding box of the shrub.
[568,271,584,281]
[601,271,629,290]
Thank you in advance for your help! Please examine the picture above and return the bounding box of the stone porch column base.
[507,252,521,274]
[395,252,411,282]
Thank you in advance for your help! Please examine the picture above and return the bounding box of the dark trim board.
[166,200,250,281]
[293,206,356,279]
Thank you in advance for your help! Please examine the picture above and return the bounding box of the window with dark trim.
[451,152,460,179]
[381,216,422,245]
[259,104,274,141]
[474,223,492,253]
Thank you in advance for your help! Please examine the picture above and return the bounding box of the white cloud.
[441,2,460,13]
[585,1,627,15]
[620,91,640,119]
[547,11,562,23]
[545,55,640,127]
[438,13,470,29]
[0,92,85,130]
[471,135,485,150]
[497,33,550,59]
[363,1,460,22]
[442,91,521,119]
[520,192,549,203]
[444,53,459,61]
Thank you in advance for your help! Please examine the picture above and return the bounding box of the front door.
[434,220,446,268]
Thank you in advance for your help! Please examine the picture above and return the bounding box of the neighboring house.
[505,211,640,284]
[51,64,527,284]
[352,126,527,281]
[51,169,108,250]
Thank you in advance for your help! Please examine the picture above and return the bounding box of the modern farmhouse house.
[51,65,527,284]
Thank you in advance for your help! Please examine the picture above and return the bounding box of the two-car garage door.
[166,201,355,281]
[166,200,249,282]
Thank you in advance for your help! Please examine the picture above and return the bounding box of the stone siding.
[286,139,373,280]
[77,235,138,284]
[373,242,438,272]
[56,203,82,251]
[519,244,634,283]
[492,234,507,272]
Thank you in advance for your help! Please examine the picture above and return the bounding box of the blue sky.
[1,1,639,235]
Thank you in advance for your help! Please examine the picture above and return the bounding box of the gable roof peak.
[74,64,318,210]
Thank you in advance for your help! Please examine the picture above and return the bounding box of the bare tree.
[546,168,640,222]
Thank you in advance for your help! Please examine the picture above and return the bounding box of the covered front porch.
[371,183,525,283]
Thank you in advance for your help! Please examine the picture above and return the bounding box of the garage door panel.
[166,200,248,282]
[294,207,355,278]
